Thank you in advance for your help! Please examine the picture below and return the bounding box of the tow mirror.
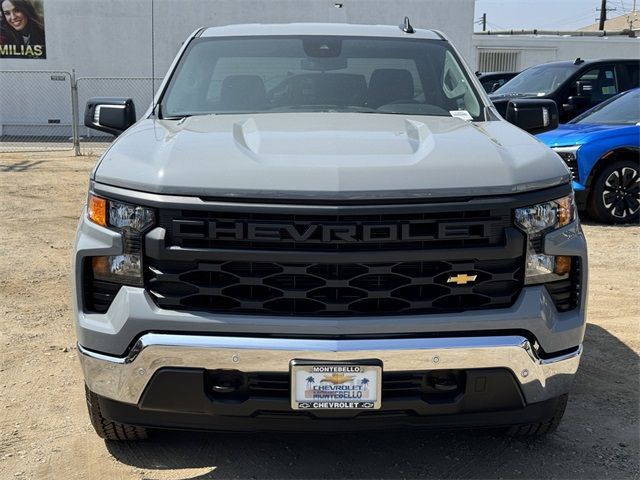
[84,97,136,136]
[505,98,559,134]
[576,80,592,97]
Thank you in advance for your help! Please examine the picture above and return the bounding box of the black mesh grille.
[213,371,465,400]
[545,258,582,312]
[146,202,524,316]
[147,258,523,315]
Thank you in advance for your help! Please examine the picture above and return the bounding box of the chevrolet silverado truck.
[74,21,587,440]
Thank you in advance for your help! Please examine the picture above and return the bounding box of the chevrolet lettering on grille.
[171,220,488,243]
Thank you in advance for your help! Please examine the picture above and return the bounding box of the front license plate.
[290,360,382,410]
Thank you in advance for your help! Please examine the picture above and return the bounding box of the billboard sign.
[0,0,46,59]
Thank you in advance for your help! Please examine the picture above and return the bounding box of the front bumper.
[79,333,582,407]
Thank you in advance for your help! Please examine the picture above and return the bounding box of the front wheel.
[507,393,568,437]
[587,159,640,224]
[85,385,148,441]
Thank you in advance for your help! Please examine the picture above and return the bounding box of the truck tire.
[85,385,148,441]
[587,159,640,224]
[507,393,568,437]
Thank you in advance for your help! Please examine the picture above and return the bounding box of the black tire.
[85,385,148,441]
[587,159,640,224]
[507,394,568,437]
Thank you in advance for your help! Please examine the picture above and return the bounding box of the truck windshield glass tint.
[161,36,482,119]
[495,65,576,96]
[570,90,640,125]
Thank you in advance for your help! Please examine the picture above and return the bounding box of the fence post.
[70,69,81,156]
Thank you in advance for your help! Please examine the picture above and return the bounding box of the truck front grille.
[147,258,523,315]
[144,200,525,316]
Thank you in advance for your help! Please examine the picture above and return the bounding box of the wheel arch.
[583,146,640,191]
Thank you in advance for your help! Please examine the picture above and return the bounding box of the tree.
[306,376,315,390]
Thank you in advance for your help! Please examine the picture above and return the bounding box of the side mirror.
[84,97,136,136]
[505,99,559,134]
[563,95,590,113]
[575,80,592,97]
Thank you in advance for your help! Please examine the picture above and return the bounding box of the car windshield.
[160,35,483,120]
[493,64,577,96]
[570,89,640,125]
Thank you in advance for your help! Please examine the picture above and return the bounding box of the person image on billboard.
[0,0,46,59]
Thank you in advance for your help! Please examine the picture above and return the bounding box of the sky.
[474,0,637,31]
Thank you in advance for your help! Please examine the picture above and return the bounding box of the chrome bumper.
[78,334,582,406]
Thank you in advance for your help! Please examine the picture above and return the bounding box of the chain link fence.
[0,70,76,152]
[0,71,162,154]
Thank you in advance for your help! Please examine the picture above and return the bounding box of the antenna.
[151,0,156,115]
[400,16,415,34]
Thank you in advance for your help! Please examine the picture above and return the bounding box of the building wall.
[0,0,474,137]
[473,35,640,72]
[0,0,475,77]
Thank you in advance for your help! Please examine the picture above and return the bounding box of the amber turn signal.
[88,194,107,227]
[554,256,572,275]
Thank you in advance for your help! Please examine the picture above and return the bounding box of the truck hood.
[94,113,570,199]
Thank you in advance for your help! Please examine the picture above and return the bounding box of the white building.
[0,0,475,140]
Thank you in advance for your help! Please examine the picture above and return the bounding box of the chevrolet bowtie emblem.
[447,274,478,285]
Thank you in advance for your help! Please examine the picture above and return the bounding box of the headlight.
[515,193,576,284]
[88,194,155,232]
[552,146,580,181]
[515,194,575,234]
[87,194,155,286]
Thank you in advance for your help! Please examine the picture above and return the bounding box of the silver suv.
[74,21,587,440]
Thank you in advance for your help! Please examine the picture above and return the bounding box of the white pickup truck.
[74,20,587,440]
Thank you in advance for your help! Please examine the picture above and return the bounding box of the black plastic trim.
[93,367,566,432]
[146,227,524,264]
[92,182,573,211]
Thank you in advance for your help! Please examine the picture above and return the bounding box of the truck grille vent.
[545,257,581,312]
[83,261,121,313]
[211,371,465,401]
[146,258,523,316]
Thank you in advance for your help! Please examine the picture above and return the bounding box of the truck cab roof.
[199,22,445,41]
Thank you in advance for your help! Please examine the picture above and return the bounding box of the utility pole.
[482,13,487,32]
[599,0,608,30]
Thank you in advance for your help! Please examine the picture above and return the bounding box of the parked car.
[475,71,519,93]
[76,21,586,440]
[538,88,640,224]
[491,58,640,123]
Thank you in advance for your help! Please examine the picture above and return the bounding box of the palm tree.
[306,376,315,390]
[360,378,370,390]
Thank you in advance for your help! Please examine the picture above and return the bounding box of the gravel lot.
[0,150,638,480]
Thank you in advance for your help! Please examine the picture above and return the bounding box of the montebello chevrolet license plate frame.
[290,360,383,410]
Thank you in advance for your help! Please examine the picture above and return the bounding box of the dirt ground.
[0,150,638,480]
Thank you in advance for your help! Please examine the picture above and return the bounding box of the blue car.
[538,88,640,224]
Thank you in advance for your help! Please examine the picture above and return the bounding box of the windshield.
[493,64,577,96]
[570,89,640,125]
[160,36,483,119]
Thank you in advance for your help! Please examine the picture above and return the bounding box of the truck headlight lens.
[87,194,155,286]
[88,194,155,233]
[515,194,575,234]
[515,193,576,284]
